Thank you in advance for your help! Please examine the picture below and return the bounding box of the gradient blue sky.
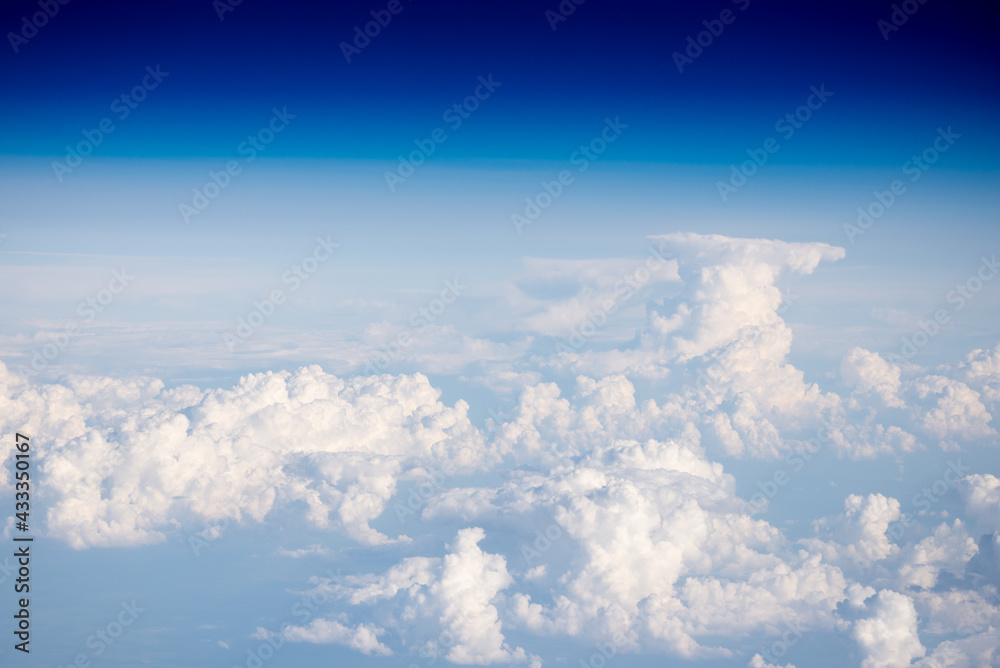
[2,1,1000,667]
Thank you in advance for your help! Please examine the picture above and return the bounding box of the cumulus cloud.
[853,590,925,668]
[808,494,903,571]
[841,347,904,408]
[898,520,978,590]
[0,363,490,548]
[432,528,527,664]
[646,232,845,362]
[958,474,1000,534]
[426,400,849,658]
[3,231,1000,665]
[912,376,994,444]
[276,544,335,558]
[280,616,393,656]
[513,254,680,337]
[749,654,796,668]
[279,527,530,665]
[918,627,1000,667]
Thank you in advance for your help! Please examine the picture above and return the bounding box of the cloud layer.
[2,233,998,664]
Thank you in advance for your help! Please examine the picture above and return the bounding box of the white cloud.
[917,627,1000,667]
[432,528,527,665]
[3,231,1000,665]
[807,493,903,571]
[898,520,977,590]
[853,590,925,668]
[0,363,491,548]
[841,347,904,408]
[276,544,334,558]
[912,376,994,443]
[958,474,1000,534]
[285,527,530,665]
[280,616,393,656]
[749,654,796,668]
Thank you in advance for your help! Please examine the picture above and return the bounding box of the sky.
[1,0,999,666]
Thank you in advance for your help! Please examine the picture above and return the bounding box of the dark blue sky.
[2,0,998,167]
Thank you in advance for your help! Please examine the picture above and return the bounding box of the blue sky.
[1,1,1000,667]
